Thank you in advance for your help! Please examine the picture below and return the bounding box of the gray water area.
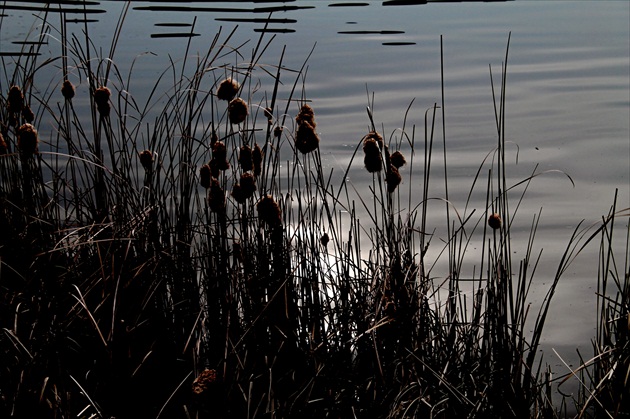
[2,0,629,402]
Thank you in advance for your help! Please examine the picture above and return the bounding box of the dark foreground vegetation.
[1,5,628,418]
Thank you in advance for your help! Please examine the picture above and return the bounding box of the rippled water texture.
[2,0,629,380]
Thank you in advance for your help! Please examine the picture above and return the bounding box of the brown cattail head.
[0,132,8,155]
[199,164,212,189]
[192,369,217,396]
[253,142,263,177]
[228,97,248,124]
[257,195,282,227]
[386,165,402,193]
[216,78,240,101]
[295,121,320,154]
[390,150,406,169]
[209,178,225,213]
[240,172,256,197]
[139,150,153,171]
[231,183,245,204]
[212,141,230,171]
[296,104,316,128]
[320,232,330,247]
[366,130,384,149]
[238,145,253,172]
[8,85,24,114]
[363,137,382,173]
[61,79,75,100]
[488,213,502,230]
[231,173,256,204]
[94,86,111,117]
[210,130,218,147]
[273,126,283,138]
[21,106,34,123]
[17,123,38,156]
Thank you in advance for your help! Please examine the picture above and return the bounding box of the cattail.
[210,130,218,147]
[295,104,319,154]
[320,232,330,247]
[192,369,217,395]
[273,126,283,138]
[231,183,245,204]
[199,164,212,189]
[139,150,153,171]
[238,145,253,171]
[386,165,401,193]
[488,213,502,230]
[296,104,316,128]
[208,178,225,213]
[61,79,75,100]
[17,123,38,156]
[212,141,230,171]
[390,150,406,169]
[240,172,256,197]
[228,97,248,124]
[21,105,34,123]
[94,86,111,117]
[216,78,240,101]
[257,195,281,227]
[295,121,319,154]
[232,173,258,203]
[363,137,382,173]
[253,142,263,177]
[7,85,24,114]
[366,130,384,149]
[0,132,8,155]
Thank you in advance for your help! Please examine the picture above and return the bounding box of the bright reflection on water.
[2,0,629,396]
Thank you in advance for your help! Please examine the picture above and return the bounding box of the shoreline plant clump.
[1,5,628,419]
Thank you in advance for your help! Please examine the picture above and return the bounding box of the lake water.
[2,0,629,404]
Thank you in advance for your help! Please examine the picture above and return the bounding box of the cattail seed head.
[8,85,24,114]
[139,150,153,171]
[208,178,225,213]
[363,137,382,173]
[212,141,230,171]
[61,79,75,100]
[488,213,502,230]
[366,130,384,149]
[21,105,34,123]
[390,151,406,168]
[253,143,263,177]
[273,126,283,138]
[257,195,281,227]
[238,145,253,172]
[192,369,217,395]
[199,164,212,189]
[228,97,248,125]
[296,104,316,128]
[320,232,330,247]
[17,123,38,156]
[295,121,319,154]
[386,165,402,193]
[231,183,245,204]
[240,172,256,197]
[94,86,111,117]
[264,107,273,124]
[216,78,240,101]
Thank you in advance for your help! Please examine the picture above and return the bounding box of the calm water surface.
[2,0,629,393]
